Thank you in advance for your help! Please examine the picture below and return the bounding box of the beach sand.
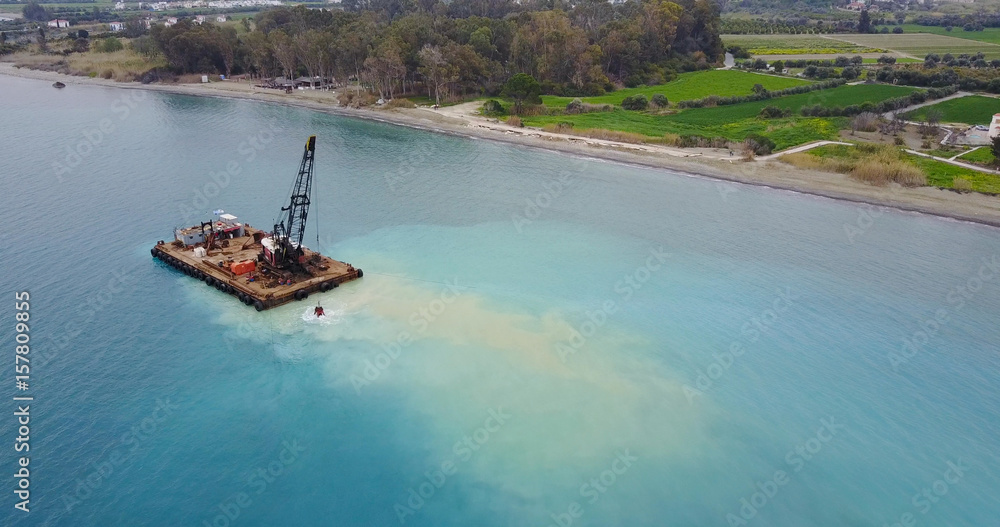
[3,61,999,228]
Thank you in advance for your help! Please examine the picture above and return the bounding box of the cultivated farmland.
[721,34,884,55]
[898,25,1000,46]
[903,95,1000,125]
[540,70,812,108]
[826,33,1000,59]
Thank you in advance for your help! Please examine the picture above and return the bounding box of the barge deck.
[151,226,362,311]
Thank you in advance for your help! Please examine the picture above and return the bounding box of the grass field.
[796,144,1000,193]
[826,33,1000,59]
[540,70,812,108]
[909,155,1000,193]
[958,147,996,164]
[903,95,1000,125]
[721,34,880,54]
[523,84,915,150]
[898,25,1000,45]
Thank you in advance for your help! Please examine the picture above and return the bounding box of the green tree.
[22,2,48,22]
[502,73,540,114]
[97,36,124,53]
[858,10,871,34]
[621,93,648,110]
[991,136,1000,165]
[418,43,452,106]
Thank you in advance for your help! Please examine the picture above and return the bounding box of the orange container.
[231,260,256,275]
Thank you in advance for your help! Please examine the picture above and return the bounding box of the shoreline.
[4,62,999,229]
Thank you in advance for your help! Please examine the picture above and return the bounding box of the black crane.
[264,135,316,268]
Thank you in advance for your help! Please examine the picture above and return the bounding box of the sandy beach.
[4,61,999,228]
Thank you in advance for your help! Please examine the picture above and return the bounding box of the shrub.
[758,105,790,119]
[506,115,522,127]
[583,103,613,113]
[385,98,416,109]
[953,178,973,192]
[565,98,584,114]
[95,37,123,53]
[851,112,881,133]
[542,122,575,133]
[621,94,649,111]
[651,93,668,108]
[482,99,506,116]
[850,159,926,187]
[744,133,776,155]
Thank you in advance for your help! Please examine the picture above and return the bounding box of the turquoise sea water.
[1,74,999,526]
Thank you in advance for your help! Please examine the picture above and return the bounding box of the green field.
[524,84,915,150]
[903,95,1000,125]
[540,70,811,108]
[958,147,996,165]
[908,155,1000,193]
[898,25,1000,45]
[721,34,878,54]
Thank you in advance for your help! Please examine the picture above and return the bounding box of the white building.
[989,114,1000,140]
[109,21,125,31]
[165,16,178,26]
[216,15,227,22]
[194,14,206,24]
[47,19,70,28]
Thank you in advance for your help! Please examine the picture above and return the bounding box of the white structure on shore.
[989,114,1000,140]
[47,19,70,28]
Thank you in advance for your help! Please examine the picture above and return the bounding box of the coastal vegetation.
[521,83,914,150]
[139,0,725,100]
[782,144,1000,194]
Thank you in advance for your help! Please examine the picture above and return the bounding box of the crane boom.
[264,135,316,268]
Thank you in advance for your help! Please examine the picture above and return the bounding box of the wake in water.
[301,303,345,324]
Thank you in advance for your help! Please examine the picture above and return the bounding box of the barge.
[151,135,362,311]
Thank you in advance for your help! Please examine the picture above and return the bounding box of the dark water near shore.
[2,74,999,526]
